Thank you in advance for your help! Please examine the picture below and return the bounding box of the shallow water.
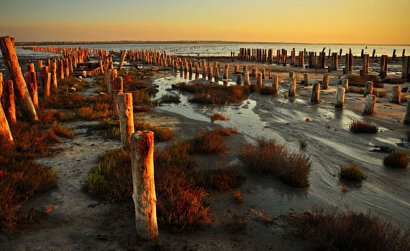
[154,72,410,225]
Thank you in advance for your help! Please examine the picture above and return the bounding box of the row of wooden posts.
[238,47,410,80]
[13,41,159,242]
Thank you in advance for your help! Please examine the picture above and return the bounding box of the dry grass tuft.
[339,164,366,182]
[384,150,409,169]
[240,139,311,187]
[211,113,230,122]
[349,121,378,134]
[289,208,410,251]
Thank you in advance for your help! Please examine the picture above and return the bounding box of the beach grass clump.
[159,94,181,104]
[211,113,229,122]
[289,209,410,251]
[135,122,173,142]
[339,164,367,182]
[174,82,249,105]
[76,102,113,121]
[0,121,60,230]
[38,108,74,123]
[383,150,409,168]
[50,122,75,139]
[225,213,247,232]
[240,139,311,187]
[349,121,378,134]
[86,149,132,201]
[189,129,228,154]
[193,169,245,192]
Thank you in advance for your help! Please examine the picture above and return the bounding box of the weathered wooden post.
[224,64,229,80]
[272,74,279,95]
[363,95,376,115]
[364,81,374,96]
[27,63,39,108]
[391,86,401,104]
[404,100,410,125]
[403,56,410,80]
[289,71,295,82]
[112,76,124,115]
[118,50,127,70]
[130,131,159,242]
[311,82,320,103]
[257,73,263,89]
[44,73,51,98]
[58,59,65,80]
[236,74,242,85]
[4,80,16,124]
[51,62,58,89]
[244,70,250,85]
[117,93,135,147]
[303,73,310,86]
[323,74,329,90]
[335,87,345,109]
[380,55,388,78]
[289,78,296,97]
[208,67,214,82]
[342,79,349,92]
[0,36,38,121]
[234,65,239,74]
[0,101,13,144]
[64,58,70,77]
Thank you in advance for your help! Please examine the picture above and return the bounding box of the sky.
[0,0,409,44]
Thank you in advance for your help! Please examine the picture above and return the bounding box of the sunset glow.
[1,0,409,44]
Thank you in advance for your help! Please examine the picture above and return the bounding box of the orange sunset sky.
[0,0,409,44]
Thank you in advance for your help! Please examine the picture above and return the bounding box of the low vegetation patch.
[349,120,378,134]
[383,150,409,168]
[174,82,249,105]
[190,129,228,154]
[76,102,113,121]
[211,113,229,122]
[289,209,410,251]
[159,94,181,104]
[86,127,244,231]
[240,139,311,187]
[135,121,173,142]
[339,164,366,182]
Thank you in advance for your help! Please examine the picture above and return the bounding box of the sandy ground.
[1,57,409,250]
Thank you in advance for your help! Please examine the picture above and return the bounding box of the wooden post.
[0,36,38,121]
[342,79,349,92]
[311,82,320,103]
[44,73,51,98]
[364,81,374,96]
[257,73,263,89]
[58,59,65,80]
[303,73,310,86]
[404,100,410,125]
[244,70,250,85]
[335,87,345,109]
[130,131,159,242]
[0,100,13,143]
[272,74,278,95]
[4,80,16,124]
[27,63,39,108]
[289,71,295,82]
[380,55,388,78]
[236,74,242,85]
[64,58,70,77]
[117,93,135,147]
[51,62,58,89]
[363,95,376,115]
[118,50,127,70]
[323,74,329,90]
[289,78,296,97]
[391,86,401,104]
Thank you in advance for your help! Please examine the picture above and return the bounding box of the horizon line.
[15,40,410,47]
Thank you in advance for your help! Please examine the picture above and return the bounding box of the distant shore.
[15,40,410,47]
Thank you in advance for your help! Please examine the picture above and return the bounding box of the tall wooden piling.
[27,63,39,108]
[0,36,38,121]
[335,87,345,108]
[257,73,263,89]
[130,131,159,242]
[303,73,310,86]
[4,80,17,125]
[118,50,127,70]
[323,74,329,90]
[272,74,279,95]
[391,86,401,104]
[236,74,242,85]
[363,95,376,115]
[289,78,296,97]
[117,93,135,148]
[244,70,250,85]
[311,83,320,103]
